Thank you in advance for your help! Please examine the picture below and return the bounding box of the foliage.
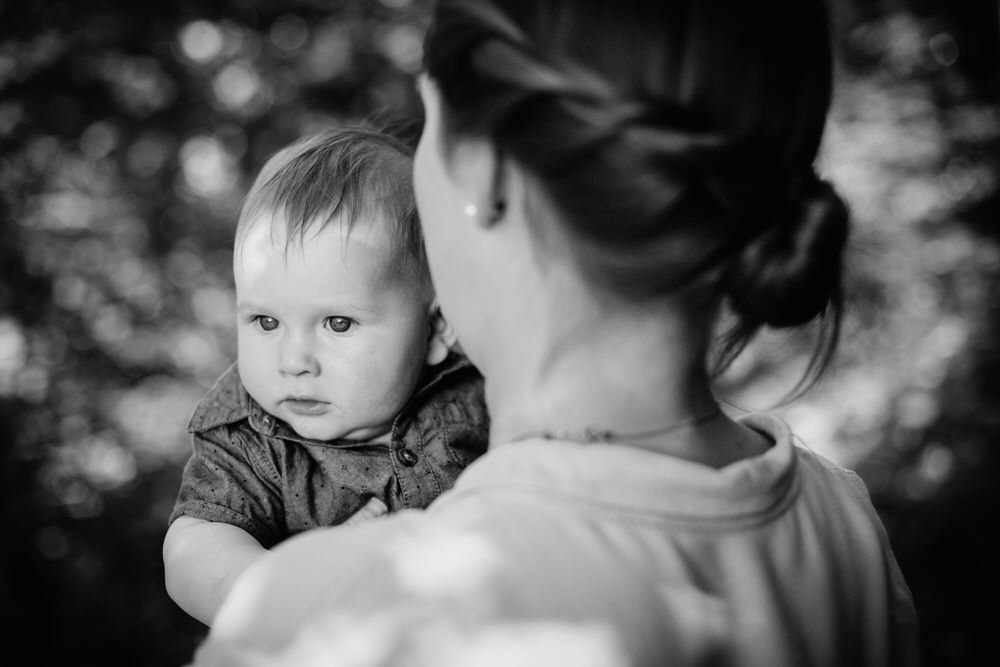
[0,0,996,664]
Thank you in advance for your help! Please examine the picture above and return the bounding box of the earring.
[463,203,478,217]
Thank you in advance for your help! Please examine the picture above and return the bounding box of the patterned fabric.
[169,352,488,547]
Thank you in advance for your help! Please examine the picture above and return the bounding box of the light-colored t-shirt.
[194,413,919,667]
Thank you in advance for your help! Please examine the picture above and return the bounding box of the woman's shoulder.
[735,412,883,514]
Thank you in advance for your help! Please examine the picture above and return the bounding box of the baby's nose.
[278,337,319,376]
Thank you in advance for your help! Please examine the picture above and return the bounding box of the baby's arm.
[163,516,268,626]
[166,497,388,626]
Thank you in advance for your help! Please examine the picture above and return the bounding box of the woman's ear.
[449,137,508,230]
[425,301,458,366]
[420,75,513,230]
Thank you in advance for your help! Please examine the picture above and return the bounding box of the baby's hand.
[342,497,389,526]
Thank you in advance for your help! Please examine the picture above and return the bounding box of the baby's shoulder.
[186,362,253,433]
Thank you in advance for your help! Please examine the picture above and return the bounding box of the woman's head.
[417,0,849,386]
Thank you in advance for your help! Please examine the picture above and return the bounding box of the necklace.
[509,405,723,444]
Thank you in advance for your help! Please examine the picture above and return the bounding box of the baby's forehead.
[237,209,414,282]
[240,206,397,252]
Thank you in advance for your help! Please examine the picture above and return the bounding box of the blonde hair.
[235,125,431,295]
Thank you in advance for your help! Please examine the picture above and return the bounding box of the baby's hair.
[424,0,848,393]
[236,125,430,295]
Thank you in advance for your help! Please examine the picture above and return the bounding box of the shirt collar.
[446,413,799,523]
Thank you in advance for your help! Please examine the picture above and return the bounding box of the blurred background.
[0,0,996,664]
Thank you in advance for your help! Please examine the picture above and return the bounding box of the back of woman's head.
[423,0,850,385]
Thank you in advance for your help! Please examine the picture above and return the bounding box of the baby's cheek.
[361,372,414,421]
[238,353,276,406]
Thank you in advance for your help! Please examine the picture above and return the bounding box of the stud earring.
[463,203,478,217]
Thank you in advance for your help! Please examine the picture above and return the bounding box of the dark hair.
[423,0,849,391]
[236,125,431,295]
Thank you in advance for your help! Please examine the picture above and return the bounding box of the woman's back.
[423,415,917,666]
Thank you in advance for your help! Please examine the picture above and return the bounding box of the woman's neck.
[484,300,719,447]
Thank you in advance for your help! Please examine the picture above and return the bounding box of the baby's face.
[234,214,434,442]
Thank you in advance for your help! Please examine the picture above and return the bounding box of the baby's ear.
[425,302,457,366]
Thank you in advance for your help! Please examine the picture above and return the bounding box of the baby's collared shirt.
[169,352,488,547]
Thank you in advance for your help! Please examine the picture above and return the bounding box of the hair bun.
[725,177,849,328]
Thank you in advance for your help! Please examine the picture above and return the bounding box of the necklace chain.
[509,405,723,444]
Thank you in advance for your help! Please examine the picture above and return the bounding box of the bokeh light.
[178,20,226,65]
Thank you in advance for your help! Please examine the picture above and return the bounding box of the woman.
[191,0,919,664]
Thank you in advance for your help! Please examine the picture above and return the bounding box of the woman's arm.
[163,516,268,626]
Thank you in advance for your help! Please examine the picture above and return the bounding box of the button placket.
[395,447,419,467]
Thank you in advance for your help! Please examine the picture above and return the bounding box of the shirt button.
[396,448,419,467]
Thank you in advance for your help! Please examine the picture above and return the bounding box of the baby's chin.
[282,413,393,443]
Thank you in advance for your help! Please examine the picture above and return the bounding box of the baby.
[162,126,488,626]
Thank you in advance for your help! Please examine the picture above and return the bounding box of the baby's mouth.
[281,397,329,416]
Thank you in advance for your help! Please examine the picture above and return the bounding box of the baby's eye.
[253,316,279,332]
[325,316,354,333]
